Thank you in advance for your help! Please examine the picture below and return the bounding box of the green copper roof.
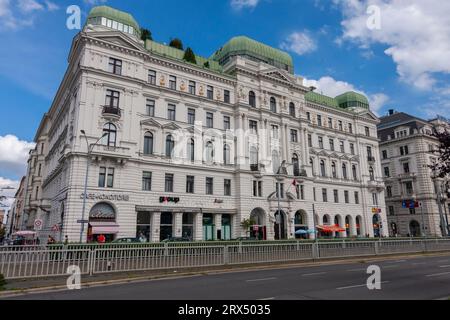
[305,92,339,109]
[88,6,140,34]
[335,91,370,109]
[145,40,224,73]
[210,36,294,73]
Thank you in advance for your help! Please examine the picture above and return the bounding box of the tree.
[203,61,210,68]
[0,273,6,291]
[240,218,256,237]
[169,38,184,50]
[183,47,197,64]
[140,28,153,41]
[430,130,450,178]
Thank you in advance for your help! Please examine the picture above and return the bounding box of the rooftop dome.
[87,6,140,36]
[210,36,294,74]
[335,91,370,109]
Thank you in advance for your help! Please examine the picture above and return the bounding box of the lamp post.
[79,130,108,243]
[273,161,292,240]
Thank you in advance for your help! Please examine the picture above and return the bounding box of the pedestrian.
[47,235,56,245]
[64,235,69,246]
[98,234,106,244]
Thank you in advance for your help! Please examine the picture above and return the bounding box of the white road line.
[386,260,406,264]
[246,277,277,282]
[412,262,427,265]
[337,281,389,290]
[437,260,450,263]
[426,271,450,277]
[258,297,275,300]
[439,265,450,268]
[301,272,327,277]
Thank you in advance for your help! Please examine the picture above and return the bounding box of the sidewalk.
[2,251,450,297]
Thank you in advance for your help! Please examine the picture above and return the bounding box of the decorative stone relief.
[180,81,186,91]
[216,90,222,100]
[199,85,204,96]
[159,75,166,86]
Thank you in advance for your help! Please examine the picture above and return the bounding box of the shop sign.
[160,197,180,204]
[80,193,130,201]
[372,208,382,214]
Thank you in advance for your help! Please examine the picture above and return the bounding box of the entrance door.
[160,212,173,241]
[203,213,215,241]
[222,214,232,240]
[274,211,286,240]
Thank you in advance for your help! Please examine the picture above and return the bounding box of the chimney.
[388,109,395,116]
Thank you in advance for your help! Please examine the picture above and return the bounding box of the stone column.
[151,212,161,242]
[214,214,222,240]
[174,212,183,237]
[194,212,203,241]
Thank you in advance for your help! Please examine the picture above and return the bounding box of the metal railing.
[2,240,450,279]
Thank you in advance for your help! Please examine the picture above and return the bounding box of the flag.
[292,179,298,187]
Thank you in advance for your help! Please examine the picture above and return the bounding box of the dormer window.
[94,16,135,35]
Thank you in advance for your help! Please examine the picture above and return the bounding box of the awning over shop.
[89,221,120,234]
[317,225,346,233]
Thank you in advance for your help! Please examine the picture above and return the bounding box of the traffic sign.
[34,219,43,231]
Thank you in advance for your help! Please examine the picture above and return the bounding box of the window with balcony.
[148,70,156,85]
[146,99,155,117]
[143,132,153,155]
[405,181,414,196]
[142,172,152,191]
[108,58,122,75]
[249,91,256,107]
[105,89,120,115]
[165,174,174,192]
[369,166,375,181]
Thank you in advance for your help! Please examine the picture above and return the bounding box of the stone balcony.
[398,172,417,180]
[91,145,131,163]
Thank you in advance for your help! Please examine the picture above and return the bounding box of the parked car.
[161,237,191,242]
[112,237,142,243]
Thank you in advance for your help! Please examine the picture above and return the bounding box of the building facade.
[21,6,388,243]
[378,111,450,237]
[5,176,26,237]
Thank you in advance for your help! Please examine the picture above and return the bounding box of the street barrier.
[2,239,450,279]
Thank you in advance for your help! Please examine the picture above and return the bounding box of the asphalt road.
[4,254,450,300]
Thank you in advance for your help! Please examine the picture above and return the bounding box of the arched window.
[103,123,117,147]
[270,97,277,113]
[205,141,214,163]
[289,102,296,117]
[272,150,280,173]
[223,144,231,165]
[331,162,337,178]
[352,165,358,180]
[323,215,329,225]
[342,163,348,180]
[369,166,375,181]
[250,146,258,171]
[187,138,195,162]
[292,154,300,176]
[320,160,326,177]
[249,91,256,108]
[166,134,174,158]
[143,132,153,155]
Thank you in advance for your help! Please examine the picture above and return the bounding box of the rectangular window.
[258,181,263,197]
[207,86,213,100]
[367,146,373,158]
[348,123,353,134]
[189,81,196,95]
[405,181,414,195]
[148,70,156,85]
[223,116,231,130]
[249,120,258,134]
[317,115,322,127]
[206,112,214,128]
[344,191,349,204]
[403,162,410,174]
[146,99,155,117]
[165,174,174,192]
[167,104,176,121]
[389,206,395,216]
[322,188,328,202]
[306,112,311,121]
[169,76,176,90]
[253,181,257,197]
[318,136,324,149]
[98,167,106,187]
[340,141,345,153]
[386,186,392,198]
[338,121,343,131]
[372,193,379,205]
[224,179,231,196]
[224,90,230,103]
[300,185,305,200]
[142,172,152,191]
[329,139,335,151]
[276,183,285,199]
[206,177,214,195]
[328,117,333,128]
[409,208,416,215]
[35,186,39,200]
[365,126,370,137]
[106,168,114,188]
[308,134,312,148]
[290,129,298,143]
[355,191,359,204]
[333,189,339,203]
[108,58,122,75]
[187,108,196,125]
[350,143,355,155]
[186,176,195,194]
[313,187,316,202]
[382,150,388,159]
[38,164,42,176]
[384,167,390,177]
[105,89,120,108]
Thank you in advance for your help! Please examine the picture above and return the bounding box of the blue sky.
[0,0,449,186]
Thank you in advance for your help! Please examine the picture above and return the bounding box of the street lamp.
[79,130,108,243]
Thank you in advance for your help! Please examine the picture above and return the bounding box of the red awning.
[89,222,120,234]
[317,225,346,233]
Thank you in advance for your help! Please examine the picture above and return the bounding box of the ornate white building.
[21,6,388,243]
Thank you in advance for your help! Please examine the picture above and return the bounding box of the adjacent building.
[20,6,388,243]
[5,176,26,237]
[378,111,450,237]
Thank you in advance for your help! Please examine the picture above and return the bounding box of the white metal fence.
[2,239,450,279]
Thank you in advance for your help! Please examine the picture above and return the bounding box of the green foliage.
[203,61,210,68]
[140,28,153,41]
[169,38,184,50]
[430,129,450,178]
[0,273,6,290]
[183,47,197,64]
[240,218,256,235]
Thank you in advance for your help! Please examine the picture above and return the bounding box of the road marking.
[246,277,277,282]
[426,271,450,278]
[258,297,275,300]
[439,265,450,268]
[386,260,406,264]
[412,262,427,265]
[301,272,327,277]
[438,260,450,263]
[346,268,367,272]
[382,265,400,269]
[337,281,389,290]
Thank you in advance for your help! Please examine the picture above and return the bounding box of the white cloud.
[18,0,44,13]
[44,1,58,12]
[0,0,59,30]
[0,135,35,177]
[230,0,260,10]
[280,31,317,56]
[0,177,19,211]
[334,0,450,91]
[303,76,389,115]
